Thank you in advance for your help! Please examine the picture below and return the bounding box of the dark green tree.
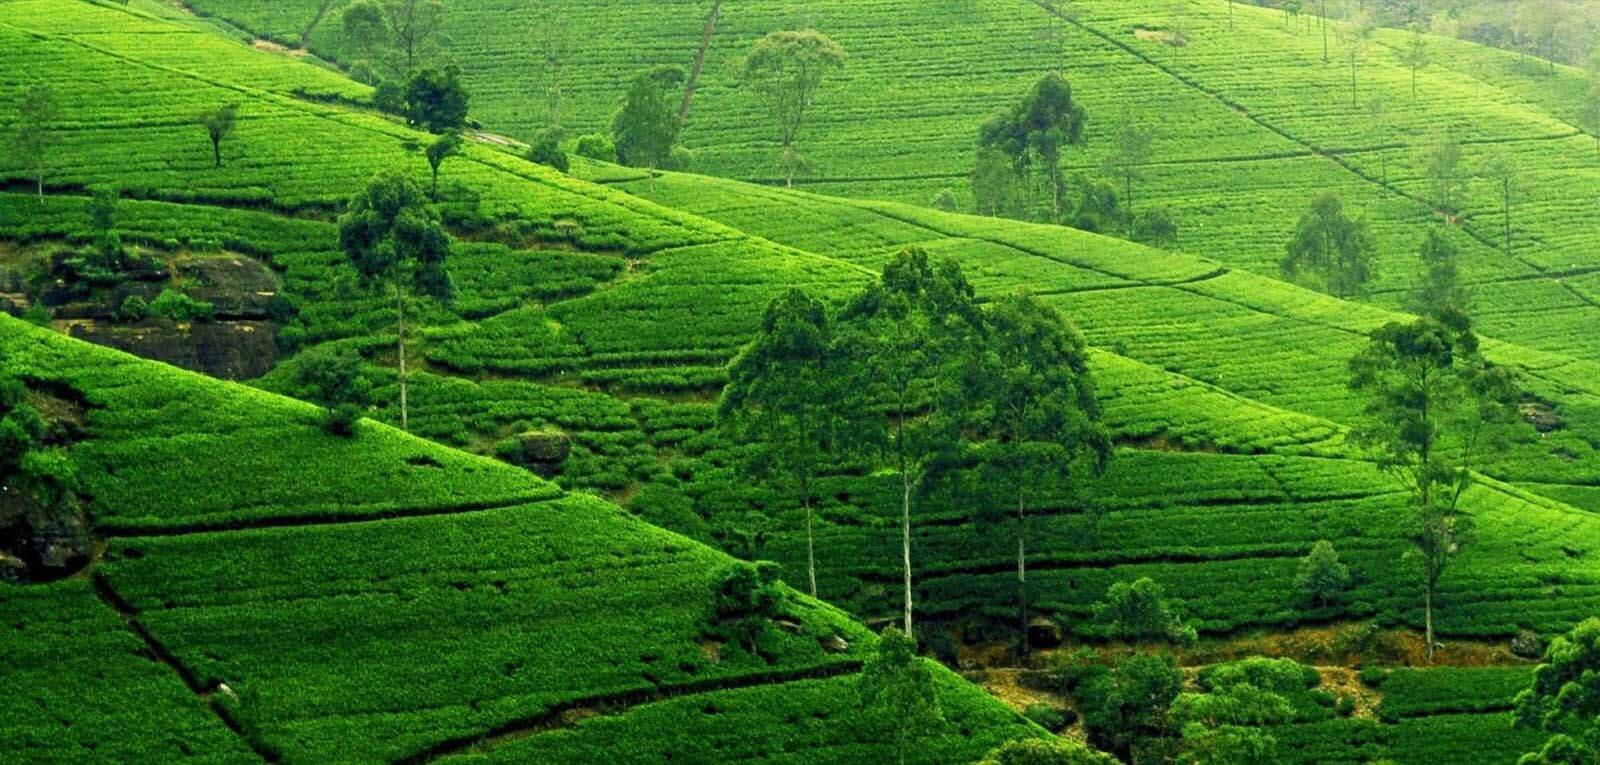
[838,248,981,635]
[742,29,847,188]
[612,66,686,173]
[857,627,942,765]
[977,738,1119,765]
[1513,618,1600,763]
[10,82,60,200]
[1077,653,1185,762]
[196,104,238,169]
[1412,228,1471,318]
[719,288,863,598]
[338,170,452,432]
[709,560,786,653]
[405,66,468,133]
[1094,577,1197,647]
[1349,311,1522,661]
[979,73,1087,221]
[424,131,462,199]
[293,347,375,437]
[970,291,1109,653]
[1294,540,1351,607]
[1280,191,1376,299]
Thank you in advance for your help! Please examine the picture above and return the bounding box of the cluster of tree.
[972,75,1178,247]
[719,248,1109,651]
[1514,617,1600,763]
[0,377,85,582]
[342,0,468,133]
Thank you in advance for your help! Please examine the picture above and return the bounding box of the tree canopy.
[1280,191,1376,299]
[742,29,846,187]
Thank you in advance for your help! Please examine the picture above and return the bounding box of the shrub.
[1094,577,1197,647]
[575,133,617,163]
[1295,540,1352,607]
[1359,667,1389,688]
[117,295,149,322]
[21,305,51,327]
[527,127,569,172]
[710,560,785,651]
[1023,702,1069,732]
[148,289,214,321]
[1134,206,1179,247]
[930,188,959,212]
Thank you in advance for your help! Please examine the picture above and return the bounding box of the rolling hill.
[5,0,1600,762]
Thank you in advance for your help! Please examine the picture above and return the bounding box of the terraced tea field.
[183,0,1600,374]
[6,0,1600,761]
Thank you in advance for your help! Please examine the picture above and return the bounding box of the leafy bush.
[1023,702,1069,732]
[527,127,569,172]
[575,133,617,163]
[117,294,149,322]
[148,288,214,321]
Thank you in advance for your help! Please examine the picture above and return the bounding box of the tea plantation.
[5,0,1600,762]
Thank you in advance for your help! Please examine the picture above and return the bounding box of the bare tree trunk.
[36,174,43,202]
[679,0,722,127]
[901,473,913,636]
[1321,0,1329,62]
[1424,583,1435,662]
[396,278,409,432]
[1017,486,1029,656]
[804,493,817,598]
[212,136,222,168]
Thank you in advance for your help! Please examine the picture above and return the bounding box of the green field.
[4,0,1600,761]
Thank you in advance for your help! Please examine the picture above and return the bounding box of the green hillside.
[184,0,1600,372]
[6,0,1600,762]
[0,316,1040,763]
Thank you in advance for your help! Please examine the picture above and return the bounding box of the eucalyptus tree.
[742,30,847,187]
[969,291,1109,653]
[719,288,864,598]
[338,170,452,432]
[1349,311,1522,661]
[1400,25,1430,100]
[1102,109,1156,236]
[1281,192,1376,299]
[11,83,59,200]
[980,72,1087,222]
[838,248,983,635]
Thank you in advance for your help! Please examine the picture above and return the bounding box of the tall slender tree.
[1338,12,1376,109]
[741,30,847,188]
[839,248,981,635]
[1102,110,1156,237]
[424,131,461,200]
[10,83,59,201]
[1349,311,1522,661]
[970,292,1110,654]
[719,289,863,598]
[1482,154,1519,259]
[338,171,452,432]
[1400,25,1430,100]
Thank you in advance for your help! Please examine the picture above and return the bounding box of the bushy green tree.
[574,133,616,163]
[196,104,238,169]
[1349,311,1522,661]
[1094,577,1197,647]
[293,347,375,437]
[857,627,941,765]
[405,66,468,133]
[977,737,1119,765]
[338,170,452,432]
[973,146,1027,219]
[969,291,1109,653]
[1280,191,1376,299]
[979,73,1087,221]
[613,66,685,173]
[1077,652,1185,762]
[10,82,59,200]
[742,30,847,187]
[838,248,982,634]
[525,126,568,172]
[149,289,214,322]
[1513,618,1600,763]
[719,289,864,598]
[1295,540,1351,607]
[710,560,786,652]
